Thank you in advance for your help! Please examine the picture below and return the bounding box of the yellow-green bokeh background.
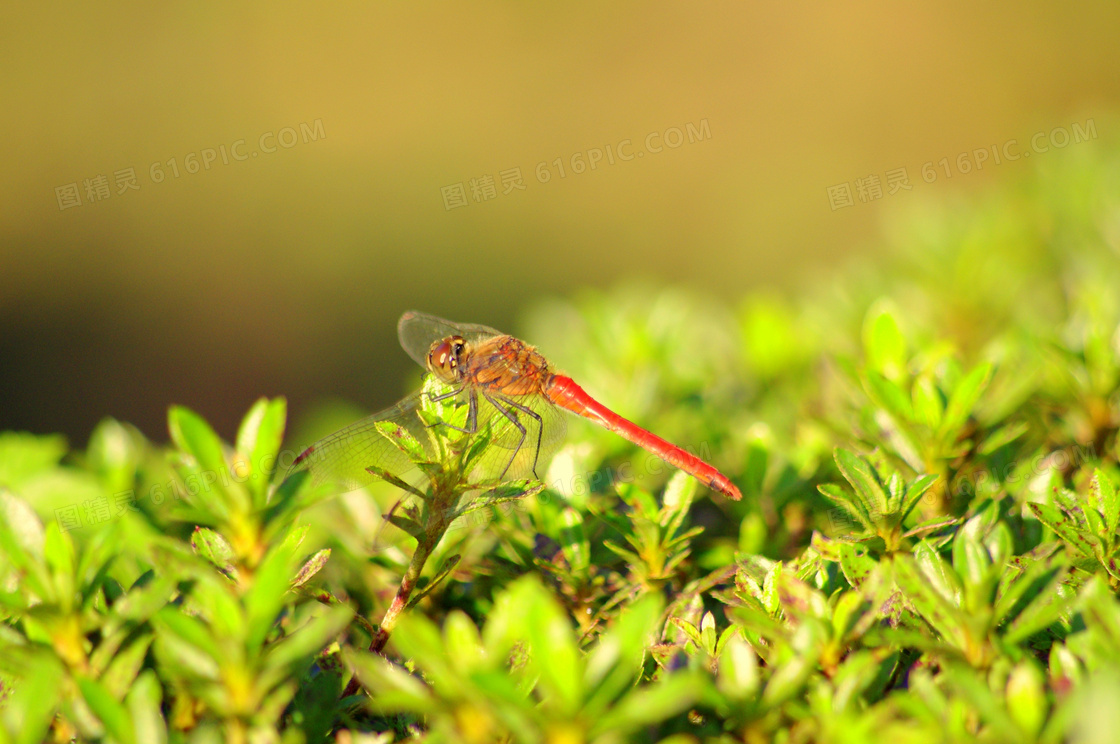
[2,2,1117,442]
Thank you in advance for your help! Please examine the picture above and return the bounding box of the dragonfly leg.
[488,393,545,479]
[425,388,479,436]
[426,385,464,403]
[482,392,528,478]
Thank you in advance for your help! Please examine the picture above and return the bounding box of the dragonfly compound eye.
[427,335,465,382]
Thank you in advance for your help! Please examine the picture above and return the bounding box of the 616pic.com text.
[54,119,326,211]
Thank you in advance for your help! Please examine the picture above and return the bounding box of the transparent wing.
[285,393,440,556]
[286,394,431,492]
[397,311,505,368]
[466,388,567,482]
[284,377,569,555]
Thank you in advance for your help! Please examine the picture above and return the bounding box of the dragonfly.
[288,311,741,547]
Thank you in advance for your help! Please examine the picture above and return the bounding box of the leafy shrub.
[3,133,1120,743]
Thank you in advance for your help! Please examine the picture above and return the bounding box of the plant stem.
[371,532,436,653]
[342,497,449,698]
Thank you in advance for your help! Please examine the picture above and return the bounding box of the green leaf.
[583,593,664,719]
[761,622,824,707]
[984,521,1014,567]
[942,664,1019,740]
[831,590,868,640]
[480,478,541,502]
[742,439,769,500]
[460,421,496,471]
[977,420,1029,455]
[0,490,46,581]
[190,574,245,641]
[190,527,236,578]
[914,541,963,605]
[1005,660,1047,737]
[125,671,168,744]
[234,397,287,505]
[1083,506,1106,546]
[901,474,938,521]
[669,617,703,649]
[1,655,63,744]
[384,511,424,541]
[167,406,243,519]
[280,522,310,555]
[1003,580,1077,646]
[1077,576,1120,648]
[261,469,310,529]
[1029,503,1097,560]
[42,522,75,612]
[885,470,905,514]
[386,611,459,693]
[78,676,137,744]
[937,362,992,443]
[101,634,154,700]
[839,651,891,714]
[405,554,460,609]
[263,605,353,672]
[700,611,718,654]
[911,375,944,429]
[865,370,914,422]
[168,405,227,476]
[903,515,958,541]
[345,650,436,714]
[662,469,697,533]
[244,543,298,654]
[363,464,426,499]
[716,634,759,700]
[818,483,874,533]
[893,555,968,650]
[291,548,331,589]
[862,301,907,379]
[442,610,485,673]
[483,576,582,714]
[993,559,1062,629]
[375,420,427,463]
[951,529,992,592]
[1048,643,1082,691]
[522,582,582,715]
[717,621,750,658]
[838,543,878,587]
[559,507,589,579]
[105,572,179,629]
[455,480,541,518]
[833,448,890,519]
[87,418,141,491]
[591,672,704,737]
[1091,469,1119,535]
[761,561,782,615]
[0,432,68,488]
[153,607,221,680]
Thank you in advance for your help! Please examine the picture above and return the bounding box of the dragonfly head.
[427,335,466,383]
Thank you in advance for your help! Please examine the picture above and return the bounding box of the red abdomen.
[544,374,741,500]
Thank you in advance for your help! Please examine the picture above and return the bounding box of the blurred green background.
[2,2,1118,445]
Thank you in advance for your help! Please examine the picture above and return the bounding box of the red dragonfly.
[289,312,740,536]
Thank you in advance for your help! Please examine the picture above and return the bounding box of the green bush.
[3,134,1120,743]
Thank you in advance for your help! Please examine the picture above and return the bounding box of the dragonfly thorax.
[427,335,466,383]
